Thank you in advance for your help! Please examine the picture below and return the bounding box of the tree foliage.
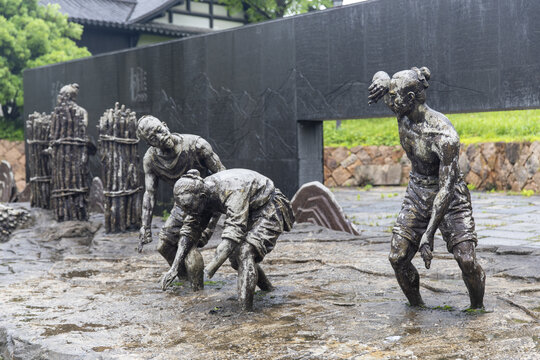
[0,0,90,124]
[220,0,333,23]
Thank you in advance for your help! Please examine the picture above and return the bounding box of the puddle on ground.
[41,323,109,336]
[62,270,100,278]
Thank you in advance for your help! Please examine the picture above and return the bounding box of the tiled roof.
[129,0,180,23]
[39,0,182,24]
[40,0,135,23]
[72,17,211,37]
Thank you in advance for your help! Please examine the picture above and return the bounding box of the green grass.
[204,280,225,286]
[162,209,170,221]
[506,189,536,197]
[464,308,489,314]
[0,120,24,141]
[324,109,540,147]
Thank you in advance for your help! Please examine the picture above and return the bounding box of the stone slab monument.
[291,181,359,235]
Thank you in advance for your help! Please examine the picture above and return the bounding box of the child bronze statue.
[161,169,294,311]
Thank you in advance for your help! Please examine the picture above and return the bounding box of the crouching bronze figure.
[161,169,294,311]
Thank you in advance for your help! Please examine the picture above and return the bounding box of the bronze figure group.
[136,115,294,311]
[25,67,488,312]
[137,115,226,291]
[134,66,486,311]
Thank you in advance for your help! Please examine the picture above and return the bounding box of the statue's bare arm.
[196,140,225,245]
[142,171,158,229]
[419,136,460,267]
[199,214,219,247]
[368,71,391,105]
[207,152,226,173]
[198,139,226,174]
[205,192,249,278]
[138,156,158,252]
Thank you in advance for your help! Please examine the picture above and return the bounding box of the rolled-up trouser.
[392,172,477,253]
[230,189,294,266]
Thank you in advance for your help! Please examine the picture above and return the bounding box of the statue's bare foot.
[407,301,426,309]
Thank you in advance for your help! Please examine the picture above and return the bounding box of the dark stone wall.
[24,0,540,205]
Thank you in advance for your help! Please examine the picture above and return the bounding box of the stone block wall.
[0,140,26,192]
[324,145,410,188]
[324,142,540,192]
[459,142,540,192]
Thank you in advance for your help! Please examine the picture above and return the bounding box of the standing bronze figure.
[137,115,225,291]
[368,67,485,309]
[161,169,294,311]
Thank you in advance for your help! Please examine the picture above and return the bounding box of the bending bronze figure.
[162,169,294,311]
[137,115,225,291]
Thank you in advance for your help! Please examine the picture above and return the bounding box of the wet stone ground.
[1,195,539,359]
[335,186,540,249]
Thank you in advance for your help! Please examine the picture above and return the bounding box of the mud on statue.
[368,67,485,309]
[161,169,295,311]
[137,115,225,291]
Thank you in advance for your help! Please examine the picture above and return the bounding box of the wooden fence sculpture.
[98,103,142,233]
[50,84,91,221]
[26,112,52,208]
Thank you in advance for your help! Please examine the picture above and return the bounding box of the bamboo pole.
[26,112,52,209]
[50,86,90,221]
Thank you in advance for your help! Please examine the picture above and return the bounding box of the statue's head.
[387,67,430,116]
[173,169,207,215]
[137,115,174,149]
[57,83,79,104]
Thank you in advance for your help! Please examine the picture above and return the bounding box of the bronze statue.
[137,115,225,291]
[161,169,294,311]
[369,67,485,309]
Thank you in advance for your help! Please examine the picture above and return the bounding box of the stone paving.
[2,205,540,359]
[333,186,540,249]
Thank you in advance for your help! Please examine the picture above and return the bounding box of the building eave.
[127,0,183,24]
[70,17,210,37]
